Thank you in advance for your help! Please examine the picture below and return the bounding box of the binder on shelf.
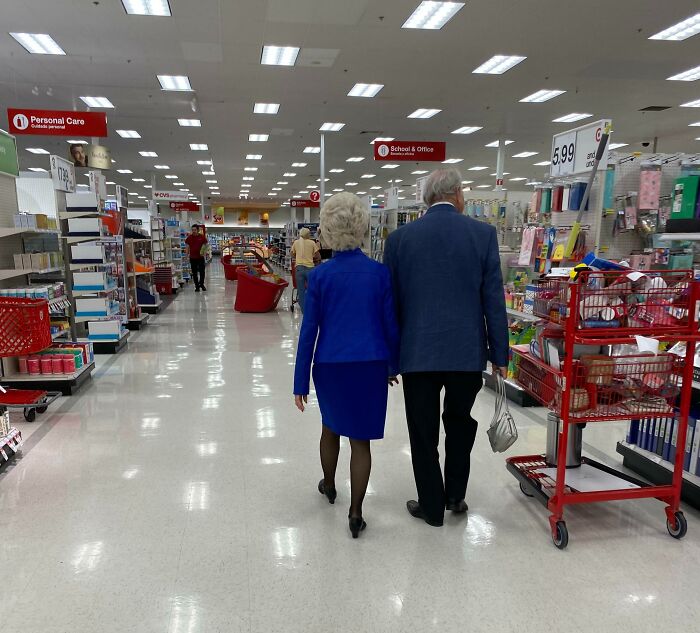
[684,417,696,472]
[663,417,674,462]
[626,420,639,446]
[639,418,647,450]
[690,417,700,475]
[656,418,667,457]
[670,419,680,463]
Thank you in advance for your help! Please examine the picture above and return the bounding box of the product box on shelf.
[52,341,94,366]
[75,297,118,317]
[67,218,102,235]
[71,243,105,263]
[87,319,123,341]
[73,271,111,291]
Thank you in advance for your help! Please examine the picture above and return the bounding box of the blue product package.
[627,420,639,445]
[656,418,667,456]
[581,252,628,271]
[603,168,616,211]
[568,182,589,211]
[670,420,680,463]
[663,418,674,461]
[647,419,657,451]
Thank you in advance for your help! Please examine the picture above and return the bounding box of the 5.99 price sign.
[550,130,576,177]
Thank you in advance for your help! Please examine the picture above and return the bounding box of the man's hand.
[492,364,508,379]
[388,375,400,386]
[295,394,308,412]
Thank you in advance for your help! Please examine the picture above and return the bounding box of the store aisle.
[1,264,700,633]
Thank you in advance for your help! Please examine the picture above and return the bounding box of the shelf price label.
[550,119,611,178]
[50,155,75,192]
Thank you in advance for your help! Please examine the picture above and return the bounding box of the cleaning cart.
[507,269,697,549]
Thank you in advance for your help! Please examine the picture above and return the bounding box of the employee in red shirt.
[185,224,209,292]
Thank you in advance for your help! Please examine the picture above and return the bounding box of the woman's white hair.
[299,227,311,239]
[320,192,368,251]
[423,167,463,206]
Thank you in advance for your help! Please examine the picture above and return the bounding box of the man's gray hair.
[320,192,369,251]
[423,167,463,206]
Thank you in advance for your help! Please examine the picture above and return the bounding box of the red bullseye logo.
[595,127,602,142]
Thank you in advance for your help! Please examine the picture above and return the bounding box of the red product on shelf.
[234,271,289,313]
[62,356,76,374]
[40,357,53,374]
[0,298,51,357]
[51,357,64,374]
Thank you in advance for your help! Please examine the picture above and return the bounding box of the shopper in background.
[291,227,320,312]
[384,167,509,528]
[185,224,209,292]
[294,192,399,539]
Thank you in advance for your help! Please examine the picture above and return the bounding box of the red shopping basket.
[221,255,248,281]
[0,298,51,357]
[234,271,289,313]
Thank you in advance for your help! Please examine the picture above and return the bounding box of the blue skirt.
[312,361,388,440]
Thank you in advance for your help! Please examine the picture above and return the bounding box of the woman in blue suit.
[294,192,400,539]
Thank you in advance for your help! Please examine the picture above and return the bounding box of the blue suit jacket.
[293,249,400,395]
[384,203,509,374]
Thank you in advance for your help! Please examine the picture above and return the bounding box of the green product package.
[671,176,700,220]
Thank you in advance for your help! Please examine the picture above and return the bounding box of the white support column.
[320,133,326,203]
[495,139,506,192]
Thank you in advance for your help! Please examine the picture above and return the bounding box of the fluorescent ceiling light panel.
[253,103,280,114]
[157,75,193,91]
[553,112,592,122]
[689,122,700,126]
[210,192,220,195]
[132,178,145,182]
[361,174,376,178]
[608,142,628,149]
[304,146,321,153]
[346,157,364,162]
[116,129,141,138]
[316,178,329,182]
[209,186,220,190]
[348,83,384,98]
[178,119,201,127]
[173,183,185,186]
[244,167,258,171]
[139,151,158,157]
[249,134,269,142]
[320,122,345,132]
[381,164,400,169]
[489,172,510,176]
[66,140,88,144]
[412,170,428,174]
[27,167,47,172]
[189,144,208,150]
[513,151,538,158]
[534,161,551,166]
[202,171,215,175]
[476,185,491,189]
[284,173,296,177]
[164,175,177,179]
[408,108,441,119]
[241,184,252,187]
[242,176,255,181]
[519,89,566,103]
[261,45,300,66]
[402,1,465,30]
[10,33,66,55]
[329,169,344,173]
[472,55,526,75]
[668,65,700,81]
[80,96,114,108]
[485,139,514,147]
[442,158,463,163]
[247,154,263,160]
[277,181,288,185]
[196,160,212,165]
[26,148,48,154]
[122,0,172,16]
[371,137,394,144]
[206,180,217,183]
[370,186,382,190]
[117,169,133,174]
[345,182,358,186]
[510,177,527,181]
[292,162,307,167]
[154,165,169,169]
[468,166,488,171]
[272,187,282,191]
[452,126,482,134]
[649,13,700,40]
[461,180,473,184]
[332,189,342,193]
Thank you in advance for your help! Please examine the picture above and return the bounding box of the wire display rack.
[507,269,698,549]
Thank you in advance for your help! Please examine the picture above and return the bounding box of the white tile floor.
[2,263,700,632]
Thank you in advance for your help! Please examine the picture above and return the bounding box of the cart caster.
[666,511,687,539]
[519,481,534,497]
[290,305,294,313]
[23,408,36,422]
[36,406,47,414]
[552,521,569,549]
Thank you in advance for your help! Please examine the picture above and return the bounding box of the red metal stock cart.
[507,269,697,549]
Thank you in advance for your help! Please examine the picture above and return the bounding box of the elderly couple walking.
[293,168,509,538]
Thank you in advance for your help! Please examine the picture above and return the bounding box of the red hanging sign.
[7,108,108,137]
[169,201,200,212]
[290,199,320,208]
[374,140,446,162]
[309,190,320,202]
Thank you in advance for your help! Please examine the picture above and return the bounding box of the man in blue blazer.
[384,167,509,527]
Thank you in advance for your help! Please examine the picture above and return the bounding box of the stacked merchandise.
[14,341,95,376]
[165,219,183,287]
[179,224,191,284]
[151,217,167,264]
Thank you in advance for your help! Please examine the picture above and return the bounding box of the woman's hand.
[388,376,399,386]
[295,394,308,412]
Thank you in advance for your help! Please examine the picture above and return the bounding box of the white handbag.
[487,374,518,453]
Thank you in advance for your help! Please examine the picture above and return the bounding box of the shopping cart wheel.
[519,481,535,498]
[23,408,36,422]
[552,521,568,550]
[36,406,48,414]
[667,511,687,539]
[290,304,294,313]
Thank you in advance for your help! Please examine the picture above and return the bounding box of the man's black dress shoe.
[406,500,443,527]
[446,499,469,513]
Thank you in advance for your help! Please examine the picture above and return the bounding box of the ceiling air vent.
[639,105,672,112]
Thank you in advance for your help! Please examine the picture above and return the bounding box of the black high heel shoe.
[318,479,337,504]
[348,515,367,539]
